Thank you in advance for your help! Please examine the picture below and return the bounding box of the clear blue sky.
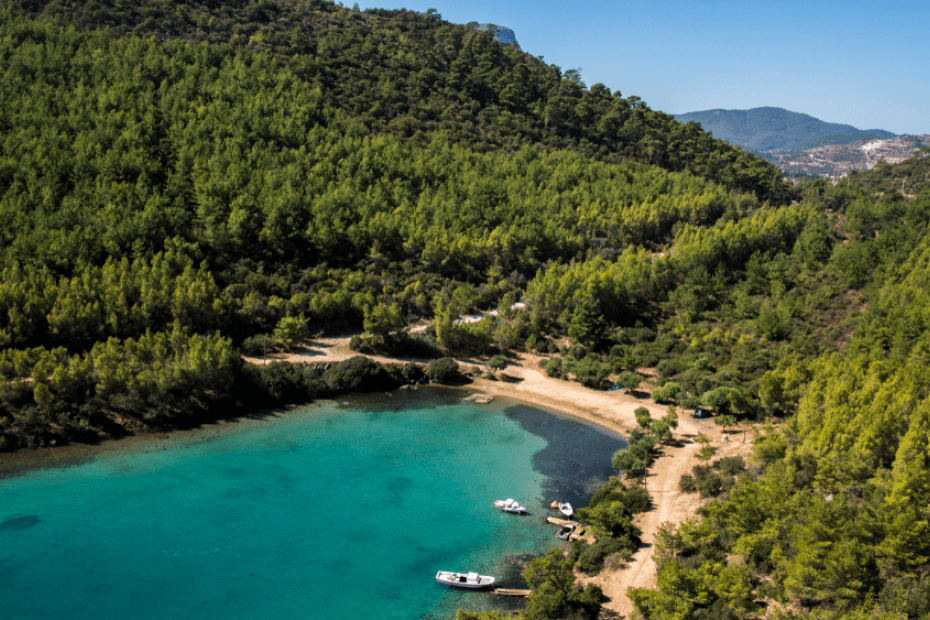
[352,0,929,135]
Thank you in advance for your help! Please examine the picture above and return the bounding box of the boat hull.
[493,499,528,514]
[436,571,495,589]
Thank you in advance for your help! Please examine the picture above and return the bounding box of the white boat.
[493,498,528,514]
[435,571,496,589]
[558,502,574,517]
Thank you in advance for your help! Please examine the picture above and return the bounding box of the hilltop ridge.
[674,106,896,152]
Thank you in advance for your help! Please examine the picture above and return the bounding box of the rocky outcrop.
[474,23,520,48]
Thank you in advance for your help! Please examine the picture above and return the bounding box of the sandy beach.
[249,337,755,617]
[2,335,753,617]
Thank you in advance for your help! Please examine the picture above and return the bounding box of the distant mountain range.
[673,107,896,152]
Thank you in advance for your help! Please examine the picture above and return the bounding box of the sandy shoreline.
[1,337,751,617]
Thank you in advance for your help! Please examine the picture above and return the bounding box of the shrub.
[575,537,636,575]
[679,474,697,493]
[566,356,609,388]
[400,363,425,384]
[240,334,275,356]
[715,414,738,431]
[696,471,724,497]
[325,356,398,392]
[566,343,588,360]
[487,355,508,370]
[692,464,724,497]
[618,485,652,514]
[348,334,374,353]
[587,479,652,515]
[427,358,460,383]
[681,396,703,410]
[715,455,746,476]
[545,357,563,378]
[612,449,647,478]
[656,358,686,378]
[651,381,684,403]
[241,362,328,403]
[615,370,641,390]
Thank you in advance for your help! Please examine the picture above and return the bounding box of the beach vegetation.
[524,548,603,620]
[574,479,650,574]
[651,381,684,404]
[544,358,562,378]
[487,355,508,371]
[324,356,398,392]
[614,370,642,391]
[427,358,460,383]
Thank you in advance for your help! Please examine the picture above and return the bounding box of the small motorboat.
[557,525,574,540]
[558,502,574,517]
[436,571,496,589]
[493,498,528,514]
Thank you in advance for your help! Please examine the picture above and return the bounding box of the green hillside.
[3,2,930,619]
[675,106,896,152]
[10,0,791,204]
[0,3,791,439]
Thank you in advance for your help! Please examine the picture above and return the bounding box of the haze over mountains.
[673,106,896,152]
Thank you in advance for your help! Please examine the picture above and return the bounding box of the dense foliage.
[628,157,930,619]
[10,0,793,204]
[0,5,801,445]
[4,4,930,616]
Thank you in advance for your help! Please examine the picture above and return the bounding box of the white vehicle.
[558,502,574,517]
[493,498,528,514]
[435,571,496,589]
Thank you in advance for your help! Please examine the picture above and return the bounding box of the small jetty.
[493,588,531,597]
[546,516,584,540]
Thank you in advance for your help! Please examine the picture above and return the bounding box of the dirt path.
[253,336,754,617]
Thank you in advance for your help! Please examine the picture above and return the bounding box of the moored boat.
[493,498,528,514]
[558,502,574,517]
[435,571,496,589]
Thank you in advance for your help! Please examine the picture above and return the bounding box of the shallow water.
[0,389,625,620]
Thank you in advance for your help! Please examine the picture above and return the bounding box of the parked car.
[692,407,711,418]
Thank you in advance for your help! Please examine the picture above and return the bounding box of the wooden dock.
[494,588,531,597]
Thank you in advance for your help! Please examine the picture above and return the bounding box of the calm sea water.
[0,389,625,620]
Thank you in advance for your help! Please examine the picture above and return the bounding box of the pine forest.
[2,2,930,619]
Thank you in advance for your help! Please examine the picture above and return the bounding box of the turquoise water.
[0,389,625,620]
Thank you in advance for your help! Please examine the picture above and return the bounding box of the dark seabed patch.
[505,404,628,510]
[1,515,41,531]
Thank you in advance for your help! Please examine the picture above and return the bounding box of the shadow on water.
[505,404,628,511]
[1,515,41,531]
[333,389,627,512]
